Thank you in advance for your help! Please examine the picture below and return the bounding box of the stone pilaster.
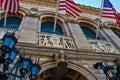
[68,22,93,51]
[103,28,120,51]
[21,16,38,31]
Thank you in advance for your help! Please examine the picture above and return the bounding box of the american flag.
[1,0,20,13]
[59,0,81,18]
[0,0,1,9]
[102,0,117,19]
[116,14,120,27]
[59,0,66,11]
[102,0,120,27]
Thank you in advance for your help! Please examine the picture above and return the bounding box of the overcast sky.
[74,0,120,13]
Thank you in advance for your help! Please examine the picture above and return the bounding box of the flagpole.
[53,0,59,32]
[4,11,7,28]
[96,0,104,39]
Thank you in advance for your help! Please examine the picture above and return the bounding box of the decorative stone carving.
[53,50,68,65]
[37,33,76,49]
[30,7,38,12]
[89,40,119,53]
[50,34,60,47]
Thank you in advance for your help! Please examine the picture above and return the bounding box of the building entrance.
[38,62,92,80]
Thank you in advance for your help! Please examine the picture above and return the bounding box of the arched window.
[0,17,22,29]
[41,22,63,35]
[81,27,96,39]
[79,22,106,40]
[41,16,64,35]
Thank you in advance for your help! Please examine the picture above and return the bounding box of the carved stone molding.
[53,50,68,65]
[40,61,97,80]
[89,40,119,53]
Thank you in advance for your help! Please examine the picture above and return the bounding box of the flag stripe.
[66,9,77,18]
[11,0,14,12]
[9,0,12,12]
[0,0,1,8]
[116,14,120,27]
[1,0,19,13]
[102,15,116,19]
[58,0,66,11]
[15,0,19,13]
[66,0,81,13]
[102,11,115,14]
[66,4,80,17]
[102,0,120,28]
[2,0,6,10]
[102,0,116,19]
[6,0,10,11]
[66,2,81,15]
[59,0,81,18]
[66,0,81,18]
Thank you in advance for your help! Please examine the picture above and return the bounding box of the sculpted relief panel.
[89,40,119,53]
[37,33,76,49]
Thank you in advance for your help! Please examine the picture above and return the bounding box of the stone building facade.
[0,0,120,80]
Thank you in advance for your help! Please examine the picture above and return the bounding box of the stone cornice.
[20,0,100,16]
[0,36,119,61]
[16,42,120,61]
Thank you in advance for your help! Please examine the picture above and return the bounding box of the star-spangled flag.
[1,0,20,13]
[102,0,116,19]
[59,0,81,18]
[102,0,120,28]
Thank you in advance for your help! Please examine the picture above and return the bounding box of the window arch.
[40,16,65,35]
[0,12,23,30]
[39,61,97,80]
[79,22,106,40]
[0,17,21,29]
[79,22,96,39]
[81,26,96,39]
[41,22,63,35]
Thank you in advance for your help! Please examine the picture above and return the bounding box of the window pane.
[41,22,63,35]
[0,17,21,29]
